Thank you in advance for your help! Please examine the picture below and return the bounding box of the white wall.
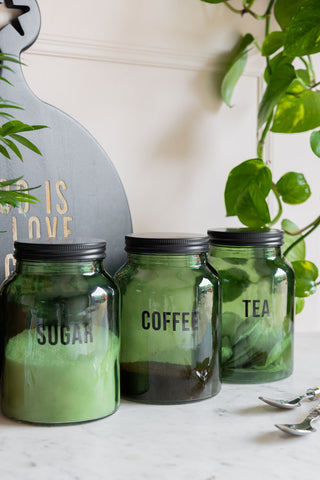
[9,0,320,330]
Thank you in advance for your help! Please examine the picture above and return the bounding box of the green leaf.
[276,172,311,204]
[0,76,13,86]
[1,137,23,160]
[243,0,255,7]
[221,34,254,107]
[0,65,15,73]
[258,63,296,128]
[0,120,47,136]
[272,89,320,133]
[0,112,14,120]
[219,268,250,303]
[0,104,23,110]
[284,0,320,56]
[0,176,24,187]
[292,260,319,297]
[264,53,293,84]
[221,336,233,364]
[234,317,261,345]
[225,158,272,216]
[295,69,311,86]
[0,144,10,159]
[274,0,306,30]
[9,133,42,156]
[0,192,39,208]
[0,176,40,208]
[236,185,271,227]
[282,219,306,262]
[261,31,285,56]
[0,53,21,64]
[310,131,320,158]
[295,297,305,314]
[221,312,241,340]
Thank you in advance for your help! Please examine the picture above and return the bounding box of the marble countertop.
[0,333,319,480]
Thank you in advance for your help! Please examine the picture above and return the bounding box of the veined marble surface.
[0,333,319,480]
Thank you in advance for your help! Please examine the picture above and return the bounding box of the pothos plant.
[0,52,45,217]
[201,0,320,313]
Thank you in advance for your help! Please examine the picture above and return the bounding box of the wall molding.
[27,32,264,75]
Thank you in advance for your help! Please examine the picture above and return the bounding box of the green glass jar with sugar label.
[115,233,221,404]
[207,229,294,384]
[0,239,119,425]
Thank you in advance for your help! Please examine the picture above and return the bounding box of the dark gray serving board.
[0,0,132,279]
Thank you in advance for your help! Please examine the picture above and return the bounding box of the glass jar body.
[208,245,294,383]
[0,259,119,425]
[115,253,221,404]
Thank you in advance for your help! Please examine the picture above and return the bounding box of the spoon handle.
[305,403,320,423]
[306,386,320,400]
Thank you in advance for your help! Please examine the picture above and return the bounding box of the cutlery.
[275,402,320,435]
[259,386,320,409]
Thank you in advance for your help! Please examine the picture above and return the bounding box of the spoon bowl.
[274,402,320,436]
[259,396,302,409]
[275,421,316,436]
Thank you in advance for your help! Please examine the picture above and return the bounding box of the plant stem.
[269,184,283,226]
[265,0,275,15]
[264,0,275,81]
[257,1,275,156]
[299,57,309,70]
[284,215,320,236]
[284,216,320,257]
[257,114,273,159]
[308,55,316,84]
[224,2,243,14]
[310,81,320,90]
[224,1,272,20]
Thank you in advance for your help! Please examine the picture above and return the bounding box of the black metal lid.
[207,228,284,246]
[14,238,106,260]
[125,233,210,254]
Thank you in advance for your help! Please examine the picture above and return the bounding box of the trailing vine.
[202,0,320,313]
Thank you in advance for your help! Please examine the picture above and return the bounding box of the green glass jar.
[115,233,221,404]
[207,228,294,384]
[0,239,119,425]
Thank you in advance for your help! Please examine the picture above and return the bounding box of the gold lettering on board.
[45,180,51,214]
[56,180,68,215]
[16,179,30,214]
[63,216,72,238]
[46,216,58,238]
[5,253,15,279]
[28,216,41,239]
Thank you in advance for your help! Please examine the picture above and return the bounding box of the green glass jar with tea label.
[207,228,294,384]
[0,239,119,425]
[115,233,221,404]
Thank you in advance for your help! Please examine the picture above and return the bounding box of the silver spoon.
[259,386,320,409]
[275,402,320,435]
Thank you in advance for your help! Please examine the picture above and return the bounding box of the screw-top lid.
[207,228,284,246]
[14,238,106,260]
[125,233,210,254]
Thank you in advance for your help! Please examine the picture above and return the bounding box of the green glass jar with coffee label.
[115,233,221,404]
[207,229,294,384]
[0,239,119,425]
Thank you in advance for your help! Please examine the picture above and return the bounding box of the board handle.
[0,0,40,55]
